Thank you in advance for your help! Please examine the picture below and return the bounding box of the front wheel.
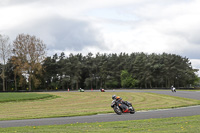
[130,106,135,114]
[114,105,122,115]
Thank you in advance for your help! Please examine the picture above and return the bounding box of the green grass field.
[0,93,55,103]
[1,115,200,133]
[0,91,200,120]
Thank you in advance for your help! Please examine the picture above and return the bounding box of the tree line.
[0,34,199,91]
[41,52,198,90]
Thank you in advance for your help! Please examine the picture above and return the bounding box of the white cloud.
[190,59,200,76]
[1,0,200,73]
[85,0,200,58]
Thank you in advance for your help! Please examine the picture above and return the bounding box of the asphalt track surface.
[1,90,200,128]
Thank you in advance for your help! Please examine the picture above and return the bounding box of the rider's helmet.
[112,95,116,100]
[116,96,122,101]
[116,96,120,100]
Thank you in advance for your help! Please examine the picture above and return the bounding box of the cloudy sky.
[1,0,200,74]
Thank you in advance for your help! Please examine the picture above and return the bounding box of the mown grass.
[0,93,55,103]
[0,91,200,120]
[1,115,200,133]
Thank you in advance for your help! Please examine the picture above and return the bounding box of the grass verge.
[0,92,200,120]
[0,115,200,133]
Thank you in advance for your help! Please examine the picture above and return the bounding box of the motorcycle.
[100,88,105,92]
[111,100,135,115]
[171,87,176,92]
[79,88,84,92]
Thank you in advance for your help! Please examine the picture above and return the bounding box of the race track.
[106,90,200,100]
[1,90,200,128]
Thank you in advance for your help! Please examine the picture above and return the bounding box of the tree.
[12,34,46,91]
[64,53,83,90]
[0,34,12,91]
[83,52,94,89]
[121,70,138,88]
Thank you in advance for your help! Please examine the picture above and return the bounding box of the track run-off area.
[0,90,200,128]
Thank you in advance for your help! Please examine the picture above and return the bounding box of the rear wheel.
[114,105,122,115]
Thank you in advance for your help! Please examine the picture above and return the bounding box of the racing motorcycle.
[100,88,105,92]
[111,100,135,115]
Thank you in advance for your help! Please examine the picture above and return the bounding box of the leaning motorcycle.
[111,100,135,115]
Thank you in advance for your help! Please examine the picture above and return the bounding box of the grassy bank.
[1,115,200,132]
[0,92,200,120]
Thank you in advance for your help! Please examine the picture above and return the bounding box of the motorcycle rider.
[111,95,132,112]
[171,85,176,92]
